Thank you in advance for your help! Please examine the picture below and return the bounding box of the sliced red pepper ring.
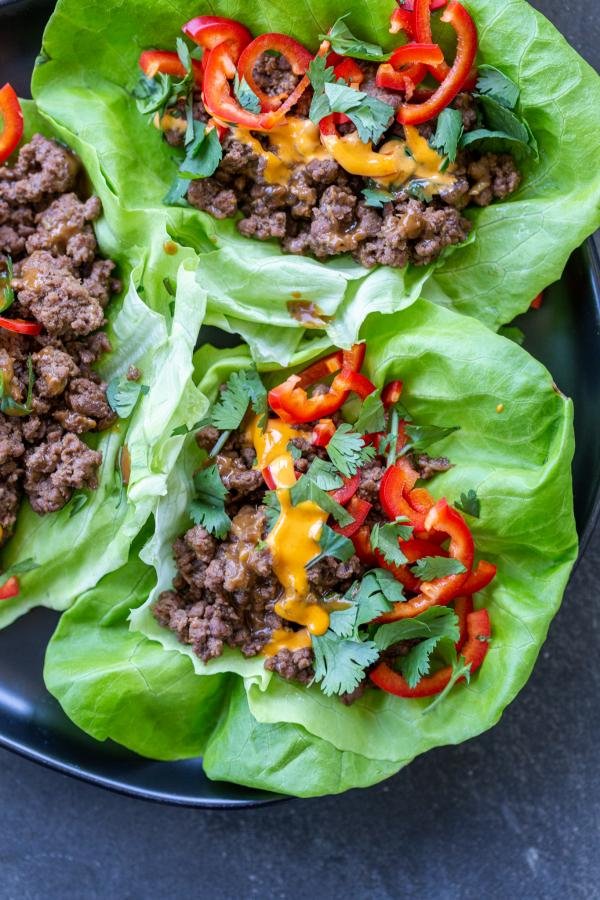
[382,380,403,410]
[311,418,336,447]
[330,472,361,506]
[182,15,252,59]
[398,1,478,125]
[202,43,276,131]
[420,498,474,601]
[352,524,377,566]
[0,84,24,166]
[267,343,369,424]
[0,576,19,601]
[0,316,42,336]
[369,606,490,698]
[379,458,420,520]
[237,34,313,112]
[139,50,203,84]
[333,496,372,538]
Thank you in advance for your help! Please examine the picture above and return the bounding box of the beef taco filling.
[0,134,121,551]
[136,6,527,269]
[154,344,496,704]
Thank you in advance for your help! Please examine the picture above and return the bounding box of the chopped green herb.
[370,519,413,566]
[233,73,261,113]
[263,490,282,530]
[454,488,481,518]
[326,423,376,477]
[429,107,463,163]
[374,606,459,651]
[353,392,386,434]
[307,524,354,569]
[476,64,520,110]
[210,369,267,431]
[106,377,149,419]
[312,632,380,697]
[361,188,395,209]
[423,650,471,714]
[290,477,353,527]
[178,121,223,179]
[410,556,467,581]
[0,256,14,313]
[305,458,344,491]
[402,422,459,453]
[320,16,391,62]
[189,464,231,539]
[406,179,433,203]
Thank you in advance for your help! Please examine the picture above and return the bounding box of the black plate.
[1,2,599,807]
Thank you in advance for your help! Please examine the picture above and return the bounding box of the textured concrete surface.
[0,2,599,898]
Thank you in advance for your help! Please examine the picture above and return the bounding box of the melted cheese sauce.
[233,115,455,195]
[250,417,331,652]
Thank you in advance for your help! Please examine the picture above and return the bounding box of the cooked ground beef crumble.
[0,134,120,544]
[165,57,521,268]
[153,422,452,688]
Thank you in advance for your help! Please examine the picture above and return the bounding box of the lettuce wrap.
[0,102,207,627]
[43,297,578,797]
[29,0,600,362]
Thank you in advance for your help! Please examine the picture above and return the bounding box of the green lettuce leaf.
[31,0,600,344]
[0,102,206,626]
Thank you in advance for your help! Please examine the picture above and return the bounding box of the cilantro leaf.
[423,648,472,714]
[361,188,394,209]
[461,94,536,157]
[406,179,433,203]
[189,464,231,539]
[312,632,379,696]
[374,606,460,651]
[307,55,336,95]
[305,458,343,491]
[320,16,391,62]
[290,476,353,526]
[402,422,459,453]
[322,82,395,143]
[326,423,376,477]
[307,524,354,569]
[263,490,282,530]
[178,121,223,179]
[400,636,442,688]
[106,377,149,419]
[370,519,413,566]
[163,176,191,206]
[476,64,520,110]
[454,488,481,519]
[353,391,387,434]
[233,73,261,113]
[328,601,360,638]
[0,256,14,313]
[132,72,174,115]
[210,369,267,431]
[287,441,302,460]
[429,107,463,163]
[410,556,467,581]
[349,568,403,626]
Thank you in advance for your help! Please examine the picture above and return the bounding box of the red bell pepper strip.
[379,459,420,520]
[531,292,544,309]
[0,316,42,336]
[0,576,19,601]
[319,112,352,137]
[139,50,203,84]
[420,499,473,601]
[389,43,445,68]
[312,419,336,447]
[382,380,403,409]
[390,8,416,38]
[413,0,451,83]
[182,15,252,59]
[333,58,365,85]
[268,343,371,423]
[453,594,473,650]
[376,65,426,98]
[333,496,372,538]
[403,0,448,9]
[369,606,490,698]
[330,472,361,506]
[352,525,377,565]
[202,43,279,131]
[262,467,277,490]
[398,2,478,125]
[461,559,496,594]
[376,43,443,96]
[237,34,313,112]
[376,537,448,595]
[265,39,330,126]
[0,84,24,165]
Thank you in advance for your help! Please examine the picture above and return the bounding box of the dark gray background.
[1,2,599,898]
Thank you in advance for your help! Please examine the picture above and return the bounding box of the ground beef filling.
[0,134,120,543]
[180,77,520,268]
[153,424,452,686]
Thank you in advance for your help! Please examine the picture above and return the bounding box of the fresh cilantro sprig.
[429,107,463,164]
[410,556,467,581]
[312,632,379,697]
[373,606,460,651]
[304,458,343,491]
[319,16,391,62]
[290,476,353,527]
[210,368,268,431]
[361,188,395,209]
[233,73,261,113]
[307,524,354,569]
[370,519,413,566]
[189,464,231,539]
[401,422,460,454]
[353,391,386,434]
[106,377,149,419]
[326,423,376,477]
[308,62,395,144]
[263,490,282,530]
[476,64,520,110]
[454,488,480,518]
[423,647,472,714]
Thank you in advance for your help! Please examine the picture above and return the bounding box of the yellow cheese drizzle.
[251,417,331,656]
[233,116,455,192]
